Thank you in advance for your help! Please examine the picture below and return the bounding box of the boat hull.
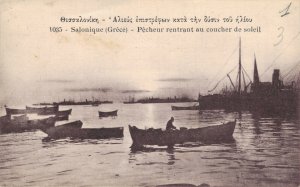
[43,121,124,139]
[39,108,71,116]
[98,110,118,117]
[5,107,26,115]
[1,116,56,133]
[129,121,236,147]
[26,105,59,114]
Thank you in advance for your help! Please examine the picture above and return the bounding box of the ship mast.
[238,38,242,95]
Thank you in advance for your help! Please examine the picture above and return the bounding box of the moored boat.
[38,109,72,116]
[129,120,236,147]
[98,110,118,117]
[1,116,56,133]
[5,107,26,115]
[171,105,199,110]
[41,120,123,139]
[26,105,59,114]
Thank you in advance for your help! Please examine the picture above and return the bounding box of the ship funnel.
[272,69,280,89]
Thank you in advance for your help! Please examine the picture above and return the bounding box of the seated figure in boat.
[166,117,177,130]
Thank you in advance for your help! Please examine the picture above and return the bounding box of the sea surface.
[0,103,299,187]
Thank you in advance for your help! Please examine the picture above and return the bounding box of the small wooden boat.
[129,120,236,147]
[26,105,59,114]
[98,110,118,117]
[39,109,72,116]
[91,103,99,106]
[26,106,45,113]
[171,105,199,110]
[41,120,123,139]
[1,116,56,133]
[5,107,26,115]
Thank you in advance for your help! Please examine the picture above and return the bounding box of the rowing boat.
[41,120,123,139]
[1,116,56,133]
[5,107,26,115]
[98,110,118,117]
[38,109,72,116]
[129,120,236,147]
[26,105,59,114]
[171,105,199,110]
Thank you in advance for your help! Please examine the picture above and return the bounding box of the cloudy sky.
[0,0,299,105]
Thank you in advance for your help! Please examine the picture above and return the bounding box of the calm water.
[0,103,299,187]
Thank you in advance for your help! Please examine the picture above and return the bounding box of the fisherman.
[166,117,177,130]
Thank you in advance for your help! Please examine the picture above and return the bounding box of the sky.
[0,0,299,105]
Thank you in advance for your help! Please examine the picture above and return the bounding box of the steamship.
[198,39,299,115]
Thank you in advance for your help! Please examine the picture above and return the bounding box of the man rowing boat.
[166,117,177,130]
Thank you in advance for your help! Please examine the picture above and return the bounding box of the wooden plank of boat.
[129,120,236,147]
[1,116,56,133]
[171,105,199,110]
[98,110,118,117]
[42,121,123,139]
[5,107,26,115]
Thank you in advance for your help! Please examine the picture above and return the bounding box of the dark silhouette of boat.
[38,109,72,116]
[41,120,124,139]
[171,105,199,110]
[0,115,56,134]
[98,110,118,117]
[5,107,26,115]
[26,105,59,114]
[198,39,299,114]
[128,120,236,148]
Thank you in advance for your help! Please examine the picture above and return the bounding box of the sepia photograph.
[0,0,299,186]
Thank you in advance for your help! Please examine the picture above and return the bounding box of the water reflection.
[42,137,123,148]
[166,148,176,165]
[0,104,299,187]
